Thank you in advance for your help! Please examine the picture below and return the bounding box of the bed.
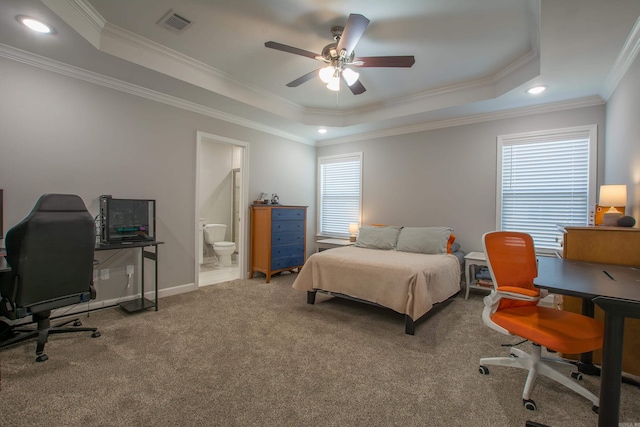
[292,226,463,335]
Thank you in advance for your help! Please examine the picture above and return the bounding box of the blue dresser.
[250,205,307,283]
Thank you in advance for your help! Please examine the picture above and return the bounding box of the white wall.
[605,51,640,221]
[199,141,233,241]
[0,56,316,297]
[317,105,606,252]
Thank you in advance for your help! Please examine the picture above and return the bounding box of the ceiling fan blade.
[343,77,366,95]
[286,69,320,87]
[336,14,370,57]
[265,41,319,60]
[353,56,416,68]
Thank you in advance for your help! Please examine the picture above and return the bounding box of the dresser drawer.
[271,243,304,259]
[272,232,304,246]
[272,209,305,221]
[271,254,304,270]
[272,220,304,233]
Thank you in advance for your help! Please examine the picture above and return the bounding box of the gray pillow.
[354,226,401,250]
[396,227,453,254]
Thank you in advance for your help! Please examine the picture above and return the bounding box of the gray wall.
[317,105,606,252]
[0,56,316,298]
[605,51,640,221]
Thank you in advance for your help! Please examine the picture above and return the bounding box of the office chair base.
[0,316,100,362]
[479,343,599,410]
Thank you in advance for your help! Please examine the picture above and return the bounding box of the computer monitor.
[99,196,155,244]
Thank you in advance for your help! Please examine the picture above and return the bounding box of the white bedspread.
[292,246,461,320]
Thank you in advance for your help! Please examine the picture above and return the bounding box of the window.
[318,152,363,237]
[497,125,596,254]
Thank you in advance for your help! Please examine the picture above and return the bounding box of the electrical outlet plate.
[100,269,109,280]
[126,265,134,275]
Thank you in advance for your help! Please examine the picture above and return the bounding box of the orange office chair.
[478,231,603,411]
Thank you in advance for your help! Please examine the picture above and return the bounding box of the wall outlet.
[126,265,134,275]
[100,269,109,280]
[93,270,99,281]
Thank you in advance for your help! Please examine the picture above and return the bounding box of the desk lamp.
[349,223,359,242]
[599,184,627,226]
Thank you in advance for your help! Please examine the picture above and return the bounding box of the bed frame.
[306,289,458,335]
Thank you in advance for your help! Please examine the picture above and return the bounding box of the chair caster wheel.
[92,331,101,338]
[36,353,49,362]
[479,365,490,375]
[523,399,537,411]
[509,353,519,358]
[570,371,583,381]
[73,320,82,327]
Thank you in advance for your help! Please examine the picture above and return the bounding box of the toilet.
[203,224,236,266]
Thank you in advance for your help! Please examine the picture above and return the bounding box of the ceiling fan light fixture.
[342,68,359,86]
[326,77,341,91]
[319,66,335,84]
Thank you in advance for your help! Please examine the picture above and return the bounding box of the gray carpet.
[1,272,638,427]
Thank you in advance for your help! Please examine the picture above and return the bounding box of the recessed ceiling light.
[18,16,52,34]
[318,128,328,134]
[526,86,547,95]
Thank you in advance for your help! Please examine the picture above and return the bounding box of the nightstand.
[316,238,354,252]
[464,251,493,299]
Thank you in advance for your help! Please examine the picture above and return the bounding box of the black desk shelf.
[95,240,163,313]
[119,298,156,313]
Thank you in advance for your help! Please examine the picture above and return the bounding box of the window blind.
[318,153,362,237]
[499,129,594,253]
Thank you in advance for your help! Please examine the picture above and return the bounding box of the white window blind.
[318,153,362,237]
[498,126,596,253]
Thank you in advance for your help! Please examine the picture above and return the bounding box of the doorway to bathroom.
[195,131,249,287]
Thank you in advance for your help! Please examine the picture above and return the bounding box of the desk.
[534,256,640,427]
[95,240,163,312]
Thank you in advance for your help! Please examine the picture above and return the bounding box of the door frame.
[195,131,250,287]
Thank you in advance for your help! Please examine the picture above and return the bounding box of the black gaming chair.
[0,194,100,362]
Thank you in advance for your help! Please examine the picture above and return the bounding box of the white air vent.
[157,10,192,34]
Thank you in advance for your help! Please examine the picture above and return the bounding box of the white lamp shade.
[326,77,340,91]
[342,68,360,86]
[599,184,627,207]
[319,66,335,84]
[349,223,359,234]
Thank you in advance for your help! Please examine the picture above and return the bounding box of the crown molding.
[601,17,640,100]
[45,0,544,129]
[0,43,313,145]
[316,96,605,146]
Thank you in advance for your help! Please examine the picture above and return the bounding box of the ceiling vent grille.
[157,10,192,34]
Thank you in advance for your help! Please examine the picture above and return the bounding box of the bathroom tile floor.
[199,257,240,286]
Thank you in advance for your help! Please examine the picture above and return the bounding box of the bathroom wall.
[199,141,233,241]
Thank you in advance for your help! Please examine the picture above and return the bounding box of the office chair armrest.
[496,286,540,301]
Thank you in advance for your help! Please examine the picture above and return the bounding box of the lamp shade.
[599,184,627,207]
[349,223,359,234]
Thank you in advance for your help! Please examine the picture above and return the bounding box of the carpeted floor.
[0,272,638,427]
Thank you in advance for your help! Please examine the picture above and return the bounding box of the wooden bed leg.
[405,315,415,335]
[307,291,317,305]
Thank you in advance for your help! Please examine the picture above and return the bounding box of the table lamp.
[599,184,627,226]
[349,223,359,242]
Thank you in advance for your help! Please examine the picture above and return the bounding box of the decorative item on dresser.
[598,184,627,226]
[560,225,640,376]
[250,205,307,283]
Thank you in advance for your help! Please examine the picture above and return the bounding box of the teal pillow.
[354,226,401,250]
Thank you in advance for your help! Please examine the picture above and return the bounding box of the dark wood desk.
[534,256,640,427]
[95,240,164,313]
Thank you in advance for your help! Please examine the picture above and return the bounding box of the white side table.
[316,238,354,252]
[464,251,493,299]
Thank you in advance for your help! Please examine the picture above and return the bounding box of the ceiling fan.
[265,14,415,95]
